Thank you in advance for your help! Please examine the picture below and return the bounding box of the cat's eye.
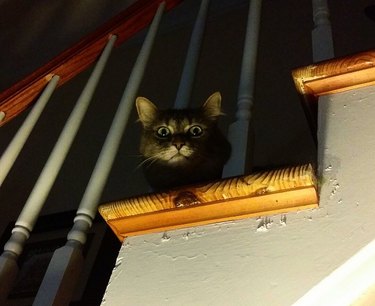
[188,125,203,137]
[156,126,171,138]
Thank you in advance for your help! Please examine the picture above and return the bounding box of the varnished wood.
[0,0,183,127]
[99,164,318,241]
[292,49,375,143]
[293,50,375,97]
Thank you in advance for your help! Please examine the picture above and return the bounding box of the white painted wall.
[101,88,375,305]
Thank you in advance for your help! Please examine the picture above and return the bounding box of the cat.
[136,92,231,190]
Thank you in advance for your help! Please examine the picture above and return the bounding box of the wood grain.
[0,0,183,127]
[292,49,375,96]
[99,164,318,241]
[292,49,375,142]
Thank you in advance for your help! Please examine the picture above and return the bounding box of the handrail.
[0,0,183,127]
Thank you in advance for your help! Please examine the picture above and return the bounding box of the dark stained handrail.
[0,0,183,127]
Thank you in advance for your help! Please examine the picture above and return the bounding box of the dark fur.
[136,92,231,190]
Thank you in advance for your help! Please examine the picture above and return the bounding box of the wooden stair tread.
[98,164,318,241]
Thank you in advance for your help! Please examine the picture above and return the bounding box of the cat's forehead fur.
[136,92,222,129]
[154,109,208,132]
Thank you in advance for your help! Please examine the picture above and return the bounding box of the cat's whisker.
[136,156,157,170]
[136,150,168,169]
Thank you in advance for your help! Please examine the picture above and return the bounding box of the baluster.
[223,0,262,177]
[0,75,60,186]
[312,0,334,62]
[174,0,210,109]
[33,3,165,305]
[0,35,116,302]
[302,0,334,142]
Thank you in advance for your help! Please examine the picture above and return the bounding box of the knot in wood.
[173,191,201,208]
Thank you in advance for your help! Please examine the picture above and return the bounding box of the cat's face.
[136,92,223,166]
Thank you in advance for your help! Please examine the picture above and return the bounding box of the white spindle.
[223,0,262,177]
[33,4,165,305]
[0,35,116,302]
[15,35,116,232]
[312,0,334,61]
[174,0,210,109]
[75,3,164,222]
[0,75,60,186]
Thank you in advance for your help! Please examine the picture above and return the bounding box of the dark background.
[0,0,374,304]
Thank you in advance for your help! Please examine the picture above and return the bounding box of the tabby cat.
[136,92,231,190]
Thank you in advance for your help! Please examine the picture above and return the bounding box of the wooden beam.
[0,0,183,127]
[98,164,318,241]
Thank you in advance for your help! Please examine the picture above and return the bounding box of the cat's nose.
[173,141,185,150]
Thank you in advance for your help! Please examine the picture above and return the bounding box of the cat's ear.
[136,97,158,127]
[202,92,223,119]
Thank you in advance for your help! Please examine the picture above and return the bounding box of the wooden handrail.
[0,0,183,127]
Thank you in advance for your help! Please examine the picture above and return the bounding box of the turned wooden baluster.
[174,0,210,109]
[299,0,335,141]
[312,0,334,62]
[0,75,60,186]
[0,35,116,303]
[33,3,165,305]
[223,0,262,177]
